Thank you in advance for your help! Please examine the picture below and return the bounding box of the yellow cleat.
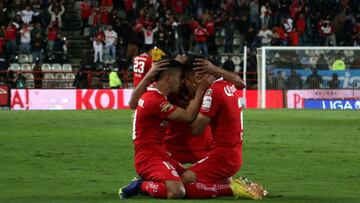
[229,177,268,200]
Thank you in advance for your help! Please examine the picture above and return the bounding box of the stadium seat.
[41,64,52,72]
[43,73,55,88]
[65,73,76,88]
[62,64,72,71]
[52,63,62,72]
[309,57,318,65]
[18,54,29,63]
[221,56,228,64]
[25,73,35,88]
[232,56,241,65]
[10,63,21,71]
[235,65,241,72]
[28,54,33,63]
[21,63,32,71]
[344,50,354,57]
[233,38,241,46]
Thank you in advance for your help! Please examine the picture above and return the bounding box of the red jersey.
[5,25,17,41]
[205,20,215,35]
[288,31,299,46]
[133,53,152,87]
[80,2,91,18]
[165,121,212,159]
[133,87,177,166]
[47,28,57,41]
[194,27,208,43]
[200,78,243,151]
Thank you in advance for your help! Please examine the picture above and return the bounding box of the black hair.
[155,60,184,81]
[183,55,206,72]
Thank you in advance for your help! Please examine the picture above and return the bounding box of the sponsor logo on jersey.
[224,85,237,97]
[201,96,212,111]
[160,102,174,112]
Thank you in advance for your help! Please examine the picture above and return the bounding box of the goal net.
[256,47,360,109]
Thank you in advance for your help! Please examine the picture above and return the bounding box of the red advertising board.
[0,85,9,106]
[10,89,284,110]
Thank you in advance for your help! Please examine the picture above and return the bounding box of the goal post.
[257,46,360,109]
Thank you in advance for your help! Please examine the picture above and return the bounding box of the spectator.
[93,35,104,63]
[33,62,43,88]
[222,56,235,72]
[296,13,306,45]
[142,23,158,52]
[272,70,286,90]
[305,68,323,89]
[316,54,329,70]
[4,21,19,58]
[154,25,170,55]
[53,33,68,63]
[223,16,236,53]
[260,2,271,28]
[318,19,336,46]
[272,26,287,46]
[150,46,166,62]
[109,68,122,88]
[14,70,26,88]
[31,32,44,63]
[46,22,58,52]
[170,19,185,56]
[331,58,346,70]
[104,25,118,63]
[73,70,88,88]
[328,73,339,89]
[249,0,260,29]
[80,0,91,34]
[257,24,273,46]
[17,5,39,24]
[286,69,302,89]
[205,16,216,55]
[19,23,32,54]
[283,16,294,33]
[48,2,65,28]
[288,27,299,46]
[194,24,209,56]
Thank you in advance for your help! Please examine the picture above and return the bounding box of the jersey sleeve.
[200,87,219,118]
[151,96,177,119]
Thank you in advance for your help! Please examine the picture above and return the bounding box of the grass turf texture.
[0,109,359,203]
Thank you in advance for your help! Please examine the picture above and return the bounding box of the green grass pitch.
[0,109,359,203]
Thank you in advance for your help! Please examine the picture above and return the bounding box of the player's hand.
[193,58,218,75]
[198,74,215,91]
[145,60,169,80]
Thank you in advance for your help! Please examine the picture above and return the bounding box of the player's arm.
[128,60,169,109]
[167,75,214,122]
[194,58,246,89]
[190,113,210,135]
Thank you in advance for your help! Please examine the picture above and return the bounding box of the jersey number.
[134,61,145,74]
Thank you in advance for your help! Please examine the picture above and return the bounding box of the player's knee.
[181,170,197,184]
[167,186,185,199]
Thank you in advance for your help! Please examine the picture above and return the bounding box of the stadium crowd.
[1,0,360,89]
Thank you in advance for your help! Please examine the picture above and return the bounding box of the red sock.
[185,183,233,199]
[140,181,168,198]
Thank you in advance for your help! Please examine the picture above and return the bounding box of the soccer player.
[121,60,214,199]
[132,49,153,87]
[179,58,267,199]
[128,55,245,164]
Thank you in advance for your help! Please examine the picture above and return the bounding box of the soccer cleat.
[118,177,143,199]
[230,177,268,200]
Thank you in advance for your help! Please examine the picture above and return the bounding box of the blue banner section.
[305,99,360,110]
[272,69,360,89]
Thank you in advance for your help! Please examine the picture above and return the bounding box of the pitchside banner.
[287,89,360,109]
[10,89,284,110]
[0,85,9,106]
[304,99,360,110]
[273,69,360,88]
